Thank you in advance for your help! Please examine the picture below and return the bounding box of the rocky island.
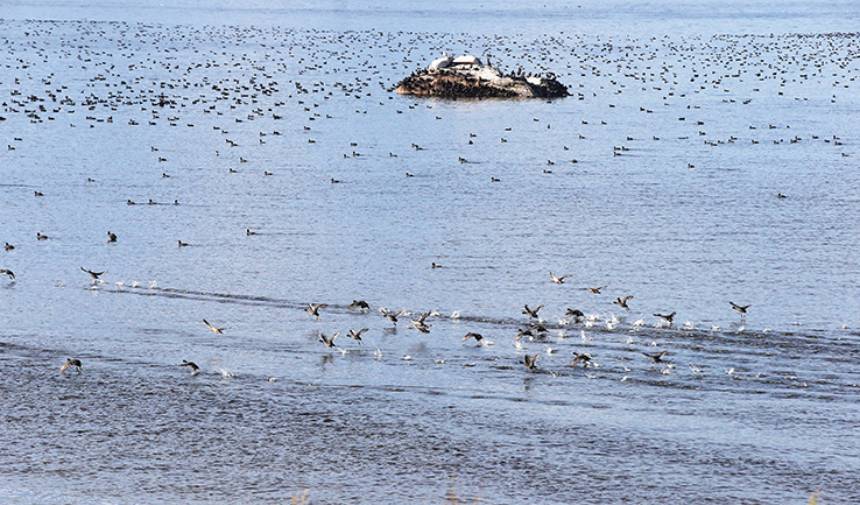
[394,54,569,99]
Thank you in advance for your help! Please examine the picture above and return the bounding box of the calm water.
[1,1,859,503]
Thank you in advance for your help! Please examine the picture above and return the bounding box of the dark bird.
[523,353,539,370]
[653,311,676,325]
[180,360,200,374]
[0,268,15,280]
[107,231,117,243]
[643,351,669,363]
[570,352,592,367]
[522,304,543,318]
[565,308,585,323]
[80,267,105,280]
[4,242,14,251]
[463,332,484,343]
[60,358,83,375]
[729,301,750,316]
[348,299,370,312]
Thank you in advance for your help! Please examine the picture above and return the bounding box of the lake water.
[1,1,859,503]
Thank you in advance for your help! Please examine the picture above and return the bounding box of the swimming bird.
[4,242,14,251]
[729,301,750,316]
[613,295,633,310]
[180,360,200,375]
[643,351,669,363]
[565,308,585,323]
[306,303,327,320]
[522,304,543,318]
[653,311,676,325]
[463,332,484,343]
[36,232,48,240]
[0,269,14,280]
[60,358,82,375]
[549,272,569,284]
[202,319,224,334]
[80,267,105,280]
[523,353,539,370]
[347,328,368,343]
[319,331,339,348]
[177,240,190,247]
[570,352,592,367]
[107,231,117,243]
[348,299,370,312]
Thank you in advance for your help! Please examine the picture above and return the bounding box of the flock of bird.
[0,20,855,381]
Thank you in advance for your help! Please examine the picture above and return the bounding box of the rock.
[395,54,569,99]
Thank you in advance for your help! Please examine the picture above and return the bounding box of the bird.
[613,295,634,310]
[180,360,200,375]
[570,352,592,367]
[306,303,327,320]
[347,328,368,343]
[60,358,82,375]
[3,242,14,251]
[202,319,224,334]
[729,301,750,316]
[522,304,543,318]
[653,311,676,325]
[411,312,432,333]
[177,240,190,247]
[348,299,370,312]
[549,272,569,284]
[107,231,117,243]
[463,332,484,343]
[319,331,338,348]
[643,351,669,363]
[523,354,539,370]
[381,308,404,326]
[36,232,48,241]
[80,267,105,280]
[0,268,14,280]
[587,286,606,294]
[565,308,585,323]
[245,228,257,236]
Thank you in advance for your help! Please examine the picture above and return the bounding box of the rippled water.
[1,1,859,503]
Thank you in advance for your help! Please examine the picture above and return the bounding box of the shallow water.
[1,1,860,503]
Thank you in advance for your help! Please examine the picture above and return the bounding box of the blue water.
[1,1,859,503]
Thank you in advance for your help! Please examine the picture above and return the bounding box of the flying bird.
[80,267,105,280]
[306,303,327,320]
[729,301,750,316]
[613,295,633,310]
[202,319,224,334]
[319,331,339,348]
